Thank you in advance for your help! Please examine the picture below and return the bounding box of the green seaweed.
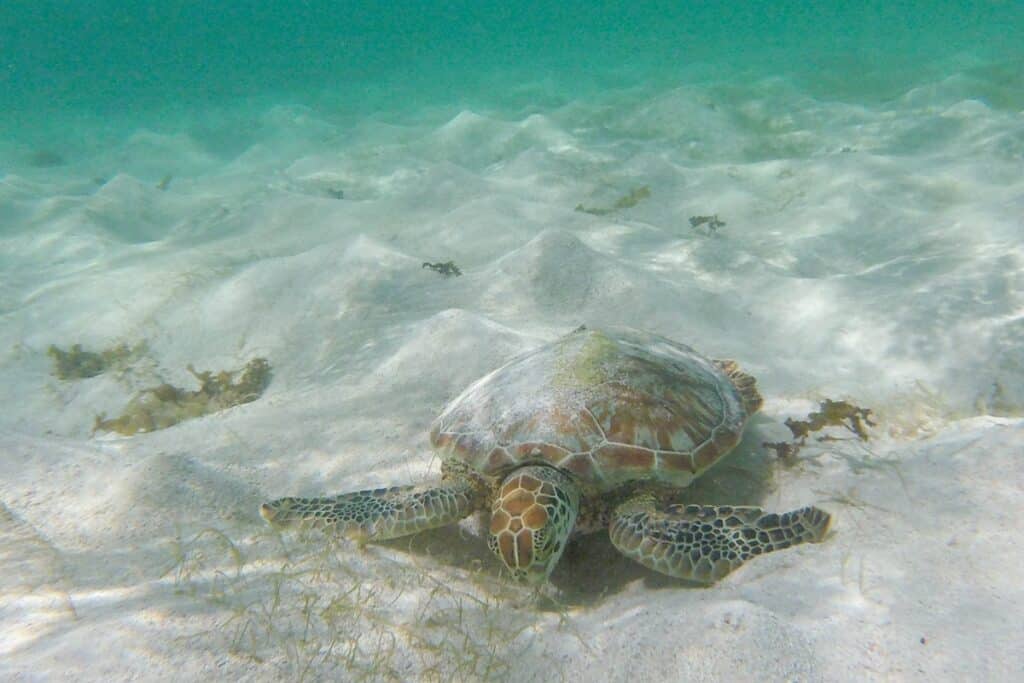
[165,526,550,681]
[48,343,144,380]
[689,214,726,235]
[422,261,462,277]
[93,358,271,435]
[575,185,651,216]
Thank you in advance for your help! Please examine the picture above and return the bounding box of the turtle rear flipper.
[609,499,831,583]
[713,359,763,415]
[260,479,484,542]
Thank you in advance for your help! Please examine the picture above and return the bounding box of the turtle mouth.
[514,566,553,586]
[260,499,299,527]
[259,503,279,523]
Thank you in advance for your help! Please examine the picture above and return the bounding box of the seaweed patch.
[48,343,145,380]
[786,399,875,441]
[764,399,875,465]
[689,214,726,235]
[422,261,463,277]
[575,186,651,216]
[93,358,271,436]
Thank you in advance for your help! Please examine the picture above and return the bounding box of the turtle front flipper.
[609,497,831,583]
[260,478,484,542]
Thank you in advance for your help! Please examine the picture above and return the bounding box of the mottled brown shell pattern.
[430,327,762,492]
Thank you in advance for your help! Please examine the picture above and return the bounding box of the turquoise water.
[3,1,1022,124]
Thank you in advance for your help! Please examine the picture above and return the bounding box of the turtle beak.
[487,523,566,584]
[519,560,558,586]
[259,497,299,528]
[259,502,279,523]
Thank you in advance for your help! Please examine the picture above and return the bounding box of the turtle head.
[259,497,310,529]
[488,465,580,584]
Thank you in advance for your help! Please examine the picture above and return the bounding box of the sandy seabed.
[1,73,1022,681]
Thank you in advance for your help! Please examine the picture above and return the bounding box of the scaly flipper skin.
[260,478,484,542]
[609,496,831,583]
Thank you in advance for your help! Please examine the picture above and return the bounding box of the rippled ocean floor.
[1,37,1023,682]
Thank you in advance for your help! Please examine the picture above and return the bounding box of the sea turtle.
[260,326,831,584]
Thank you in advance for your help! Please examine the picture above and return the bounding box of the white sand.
[1,75,1022,681]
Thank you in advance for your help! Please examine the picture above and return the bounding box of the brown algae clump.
[689,214,726,235]
[48,343,144,380]
[94,358,271,435]
[764,399,875,465]
[575,185,651,216]
[785,399,875,441]
[422,260,462,277]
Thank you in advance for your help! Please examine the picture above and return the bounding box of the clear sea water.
[3,1,1023,141]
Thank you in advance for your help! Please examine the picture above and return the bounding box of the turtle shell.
[429,327,762,492]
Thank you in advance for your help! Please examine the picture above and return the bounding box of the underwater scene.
[1,1,1023,680]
